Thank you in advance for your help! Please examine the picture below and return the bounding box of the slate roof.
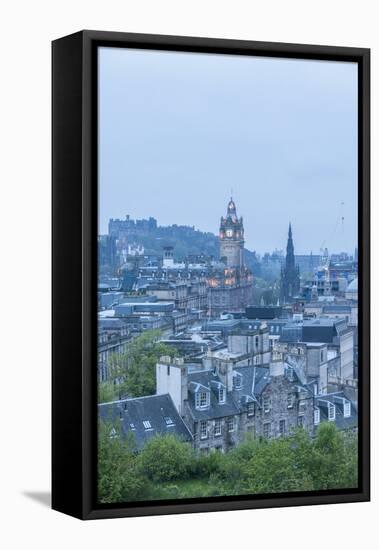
[233,366,271,403]
[316,393,358,430]
[186,365,309,421]
[98,393,193,449]
[186,370,239,421]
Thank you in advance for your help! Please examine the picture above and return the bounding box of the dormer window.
[328,404,336,421]
[195,390,210,409]
[219,387,226,404]
[343,401,351,418]
[233,373,242,390]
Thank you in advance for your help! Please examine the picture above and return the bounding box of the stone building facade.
[156,349,315,454]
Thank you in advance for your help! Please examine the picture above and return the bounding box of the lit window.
[247,402,255,417]
[227,418,234,432]
[143,420,152,430]
[328,404,336,421]
[263,422,271,438]
[200,420,208,439]
[214,419,222,436]
[343,401,351,418]
[314,408,320,425]
[279,419,286,435]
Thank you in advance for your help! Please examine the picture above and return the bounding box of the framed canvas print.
[52,30,370,520]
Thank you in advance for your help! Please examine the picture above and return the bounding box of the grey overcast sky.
[99,47,358,255]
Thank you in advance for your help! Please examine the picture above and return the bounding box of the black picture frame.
[52,30,370,520]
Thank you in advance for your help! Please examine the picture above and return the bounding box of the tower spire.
[280,222,300,304]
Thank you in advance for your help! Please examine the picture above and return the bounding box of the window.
[255,336,259,348]
[314,408,320,425]
[343,401,351,418]
[247,402,255,417]
[298,399,306,412]
[263,396,270,413]
[328,404,336,421]
[287,393,294,408]
[234,374,242,389]
[164,416,174,426]
[263,422,271,438]
[279,419,286,436]
[227,418,234,432]
[214,419,222,436]
[219,387,226,404]
[195,390,209,409]
[143,420,152,430]
[130,422,136,431]
[167,365,170,376]
[200,420,208,439]
[298,415,305,428]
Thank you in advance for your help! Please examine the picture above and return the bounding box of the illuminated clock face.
[226,229,233,237]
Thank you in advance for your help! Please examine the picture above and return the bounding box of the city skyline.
[99,47,358,255]
[103,209,355,257]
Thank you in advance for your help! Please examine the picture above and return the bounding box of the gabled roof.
[187,370,239,420]
[316,392,358,430]
[98,393,193,449]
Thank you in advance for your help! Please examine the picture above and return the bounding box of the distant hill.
[126,224,261,276]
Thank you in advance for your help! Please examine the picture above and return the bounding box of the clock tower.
[219,198,244,268]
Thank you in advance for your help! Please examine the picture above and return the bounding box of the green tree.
[98,329,177,403]
[226,435,312,494]
[138,434,194,482]
[98,420,146,503]
[310,423,358,490]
